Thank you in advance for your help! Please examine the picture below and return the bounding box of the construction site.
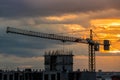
[0,49,96,80]
[0,27,119,80]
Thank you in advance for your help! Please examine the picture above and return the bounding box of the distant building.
[111,75,120,80]
[96,71,120,80]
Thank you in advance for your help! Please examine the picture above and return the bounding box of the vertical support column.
[88,44,91,71]
[89,29,95,72]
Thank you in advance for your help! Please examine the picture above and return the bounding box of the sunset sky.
[0,0,120,71]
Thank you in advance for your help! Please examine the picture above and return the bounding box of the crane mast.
[89,29,95,72]
[6,27,110,72]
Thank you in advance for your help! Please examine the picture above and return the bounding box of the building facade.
[44,50,73,72]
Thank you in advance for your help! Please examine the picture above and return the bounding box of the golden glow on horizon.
[108,50,120,53]
[117,34,120,37]
[91,19,120,53]
[110,22,120,26]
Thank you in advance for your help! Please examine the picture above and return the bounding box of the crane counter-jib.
[6,27,89,44]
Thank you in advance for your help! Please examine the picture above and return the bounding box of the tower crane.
[6,27,110,72]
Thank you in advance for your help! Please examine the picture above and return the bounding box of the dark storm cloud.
[0,0,120,18]
[0,26,62,57]
[0,35,61,57]
[0,24,74,57]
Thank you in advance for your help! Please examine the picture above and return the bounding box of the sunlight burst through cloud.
[90,19,120,53]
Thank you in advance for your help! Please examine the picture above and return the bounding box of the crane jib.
[6,27,88,44]
[6,27,110,49]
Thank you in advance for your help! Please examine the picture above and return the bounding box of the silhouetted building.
[0,50,96,80]
[44,50,73,72]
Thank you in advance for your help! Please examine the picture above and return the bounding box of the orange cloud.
[90,19,120,53]
[91,19,120,26]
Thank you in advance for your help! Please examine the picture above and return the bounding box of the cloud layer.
[0,0,120,18]
[0,0,120,71]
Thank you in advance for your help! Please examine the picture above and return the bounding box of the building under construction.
[44,50,73,72]
[0,50,96,80]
